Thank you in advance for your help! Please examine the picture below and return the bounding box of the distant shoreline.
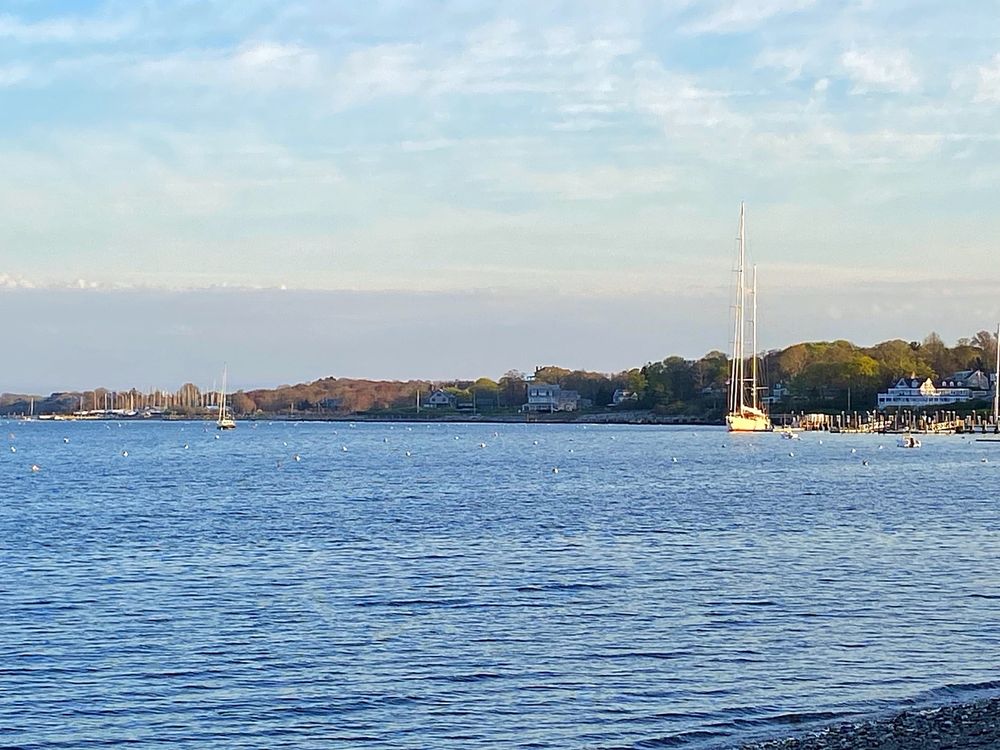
[13,412,724,427]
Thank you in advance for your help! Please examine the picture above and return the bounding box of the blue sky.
[2,1,1000,390]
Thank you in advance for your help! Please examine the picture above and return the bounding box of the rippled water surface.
[2,421,999,748]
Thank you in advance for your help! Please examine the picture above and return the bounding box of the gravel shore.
[741,698,1000,749]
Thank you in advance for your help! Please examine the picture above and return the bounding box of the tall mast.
[219,365,228,425]
[730,203,747,413]
[751,264,758,410]
[993,322,999,424]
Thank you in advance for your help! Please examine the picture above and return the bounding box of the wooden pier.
[774,410,1000,435]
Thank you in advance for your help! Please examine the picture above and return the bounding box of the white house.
[612,389,638,406]
[425,389,458,409]
[524,383,580,412]
[877,377,973,410]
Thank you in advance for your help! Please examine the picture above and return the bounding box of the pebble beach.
[743,698,1000,750]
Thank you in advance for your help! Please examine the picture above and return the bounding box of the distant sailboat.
[726,203,772,433]
[993,322,999,428]
[217,366,237,430]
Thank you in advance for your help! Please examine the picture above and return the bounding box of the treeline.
[227,329,998,416]
[2,331,996,418]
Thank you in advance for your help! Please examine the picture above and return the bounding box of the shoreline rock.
[741,697,1000,749]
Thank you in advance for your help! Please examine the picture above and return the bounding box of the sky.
[2,0,1000,392]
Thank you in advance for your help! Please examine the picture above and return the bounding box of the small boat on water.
[726,203,772,433]
[898,435,921,448]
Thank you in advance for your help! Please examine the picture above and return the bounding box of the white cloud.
[632,60,748,134]
[0,13,131,43]
[973,53,1000,103]
[0,272,35,289]
[841,48,919,93]
[683,0,816,34]
[754,47,808,80]
[0,64,31,87]
[137,41,321,89]
[334,44,427,105]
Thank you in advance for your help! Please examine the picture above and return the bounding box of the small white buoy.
[788,451,794,457]
[63,437,70,444]
[850,448,856,454]
[552,467,559,473]
[341,445,348,452]
[878,445,883,450]
[121,450,129,457]
[184,443,189,450]
[383,438,389,443]
[405,451,412,457]
[30,464,40,472]
[283,441,288,447]
[9,446,15,453]
[981,457,988,463]
[533,440,539,445]
[294,454,301,462]
[671,457,678,463]
[479,442,487,448]
[568,448,574,453]
[862,460,870,466]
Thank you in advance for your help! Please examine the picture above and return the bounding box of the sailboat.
[726,203,773,433]
[217,366,237,430]
[993,322,999,430]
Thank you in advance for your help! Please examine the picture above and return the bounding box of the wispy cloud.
[136,41,320,89]
[0,12,131,43]
[754,47,809,81]
[841,48,919,93]
[973,53,1000,103]
[0,63,31,87]
[682,0,816,34]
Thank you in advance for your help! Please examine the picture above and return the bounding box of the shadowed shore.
[742,698,1000,749]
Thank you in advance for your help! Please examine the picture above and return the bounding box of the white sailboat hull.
[727,409,773,432]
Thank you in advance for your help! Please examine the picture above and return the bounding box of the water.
[2,421,999,749]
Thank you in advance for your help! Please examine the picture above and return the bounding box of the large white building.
[876,370,995,410]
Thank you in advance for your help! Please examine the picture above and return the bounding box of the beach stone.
[740,697,1000,750]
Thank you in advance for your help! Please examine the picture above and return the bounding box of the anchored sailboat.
[217,366,237,430]
[726,203,772,433]
[993,322,999,428]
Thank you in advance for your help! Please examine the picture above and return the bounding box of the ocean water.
[1,420,999,749]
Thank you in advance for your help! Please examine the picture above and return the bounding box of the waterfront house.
[612,389,639,406]
[940,369,992,393]
[762,381,790,407]
[425,389,458,409]
[876,376,976,410]
[524,384,581,412]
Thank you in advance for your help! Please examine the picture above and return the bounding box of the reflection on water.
[1,422,998,749]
